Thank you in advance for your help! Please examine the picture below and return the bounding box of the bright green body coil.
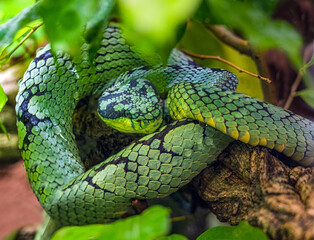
[16,26,314,225]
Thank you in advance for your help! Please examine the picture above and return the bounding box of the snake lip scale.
[16,25,314,225]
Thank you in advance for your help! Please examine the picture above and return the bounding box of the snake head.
[98,78,163,134]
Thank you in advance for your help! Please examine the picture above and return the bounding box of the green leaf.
[38,0,115,56]
[0,119,8,138]
[193,0,211,24]
[157,234,188,240]
[3,229,18,240]
[301,44,314,72]
[0,2,40,50]
[0,84,7,112]
[117,0,201,64]
[0,20,43,65]
[197,221,269,240]
[0,84,8,137]
[0,0,34,21]
[203,0,302,66]
[244,0,278,15]
[295,89,314,108]
[51,205,172,240]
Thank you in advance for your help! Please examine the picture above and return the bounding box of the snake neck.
[109,64,238,100]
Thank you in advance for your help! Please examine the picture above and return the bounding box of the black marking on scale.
[32,50,53,65]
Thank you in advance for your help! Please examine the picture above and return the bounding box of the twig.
[205,24,276,103]
[171,215,194,222]
[0,22,43,63]
[284,45,314,109]
[283,69,303,109]
[171,212,211,223]
[180,49,271,84]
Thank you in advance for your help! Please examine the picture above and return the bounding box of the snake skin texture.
[16,25,314,225]
[168,83,314,166]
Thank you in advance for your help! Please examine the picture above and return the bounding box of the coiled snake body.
[16,25,314,225]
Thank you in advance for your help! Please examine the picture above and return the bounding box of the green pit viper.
[16,24,314,225]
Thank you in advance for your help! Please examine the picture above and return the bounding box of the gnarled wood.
[194,142,314,240]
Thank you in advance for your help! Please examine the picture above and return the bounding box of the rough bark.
[193,142,314,240]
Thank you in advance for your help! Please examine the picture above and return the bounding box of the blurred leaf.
[3,229,18,240]
[51,205,171,240]
[38,0,115,56]
[0,84,8,137]
[0,0,34,21]
[0,20,43,66]
[301,45,314,72]
[157,234,188,240]
[245,0,278,15]
[302,52,314,91]
[0,2,40,50]
[12,20,43,43]
[117,0,201,64]
[175,23,188,47]
[203,0,302,66]
[193,0,211,24]
[0,84,7,112]
[0,119,8,138]
[197,221,269,240]
[295,89,314,108]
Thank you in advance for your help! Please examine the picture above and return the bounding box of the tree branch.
[180,49,271,83]
[206,25,252,56]
[193,142,314,240]
[283,70,303,109]
[205,24,277,103]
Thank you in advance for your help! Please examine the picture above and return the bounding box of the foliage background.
[0,0,313,239]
